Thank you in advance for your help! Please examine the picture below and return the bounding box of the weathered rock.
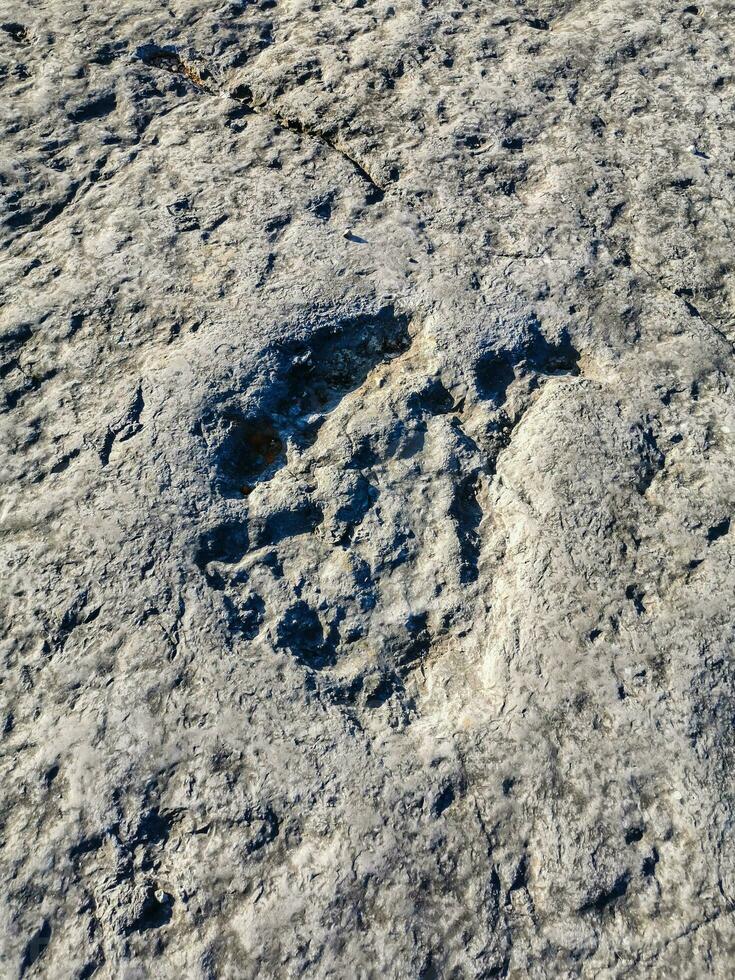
[2,1,735,976]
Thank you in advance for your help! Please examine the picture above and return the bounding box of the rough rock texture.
[2,0,735,976]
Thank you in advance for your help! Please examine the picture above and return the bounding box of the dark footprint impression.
[216,304,412,495]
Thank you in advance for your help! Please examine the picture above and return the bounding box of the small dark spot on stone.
[581,873,630,913]
[590,115,607,135]
[475,352,515,404]
[707,517,730,542]
[70,92,117,122]
[68,312,85,337]
[230,83,253,102]
[509,854,528,891]
[1,22,28,42]
[312,194,333,220]
[20,920,51,974]
[642,847,659,877]
[129,888,174,933]
[433,784,456,817]
[364,674,396,708]
[625,826,644,844]
[625,584,646,615]
[44,763,59,787]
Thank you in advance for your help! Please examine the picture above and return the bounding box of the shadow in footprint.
[476,354,516,406]
[212,305,412,496]
[251,503,324,548]
[475,323,580,407]
[276,601,337,670]
[195,522,250,586]
[450,475,483,584]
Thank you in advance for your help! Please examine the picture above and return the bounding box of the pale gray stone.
[2,1,735,977]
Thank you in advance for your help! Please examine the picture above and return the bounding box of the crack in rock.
[136,44,386,198]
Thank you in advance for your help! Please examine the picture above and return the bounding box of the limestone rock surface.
[2,0,735,977]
